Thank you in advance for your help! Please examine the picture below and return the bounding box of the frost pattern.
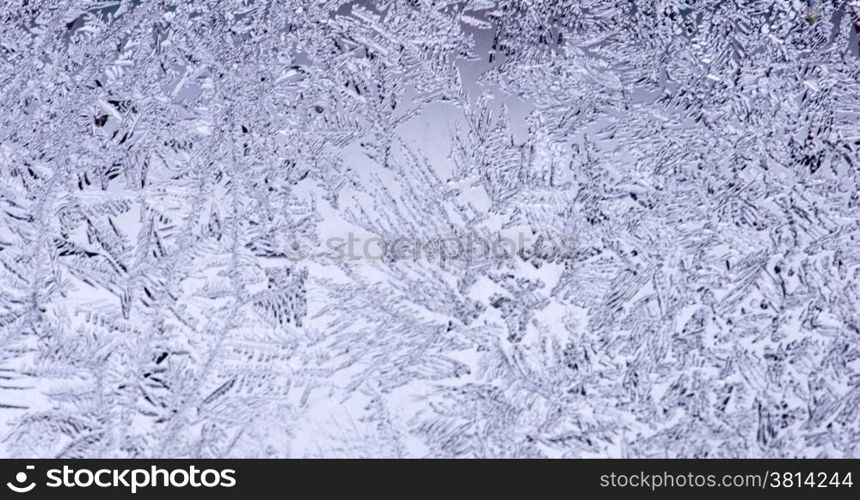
[1,0,860,458]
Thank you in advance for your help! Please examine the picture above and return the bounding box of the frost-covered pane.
[0,0,859,458]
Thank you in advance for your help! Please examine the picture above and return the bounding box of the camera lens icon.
[7,465,36,493]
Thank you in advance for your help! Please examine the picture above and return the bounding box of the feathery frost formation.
[1,0,859,457]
